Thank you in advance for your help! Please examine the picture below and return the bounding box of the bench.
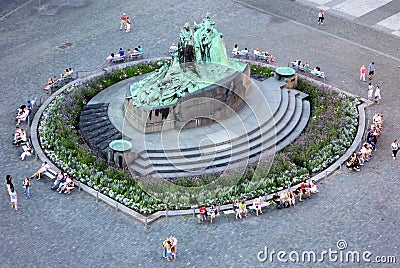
[46,74,75,94]
[255,54,270,63]
[111,56,125,64]
[291,62,310,73]
[222,209,236,217]
[126,52,144,61]
[196,212,220,222]
[43,169,58,181]
[249,202,270,213]
[20,138,35,159]
[310,70,326,80]
[232,51,249,59]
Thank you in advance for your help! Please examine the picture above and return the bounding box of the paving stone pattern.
[0,0,399,267]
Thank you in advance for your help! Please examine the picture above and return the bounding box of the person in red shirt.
[120,13,127,31]
[199,204,207,222]
[300,182,311,199]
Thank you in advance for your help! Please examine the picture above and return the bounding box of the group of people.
[346,113,383,171]
[13,126,27,147]
[50,171,75,195]
[253,48,275,62]
[231,44,249,58]
[106,46,143,62]
[5,175,32,210]
[119,13,132,33]
[162,237,177,262]
[14,101,34,160]
[198,204,219,223]
[359,62,375,82]
[367,82,381,104]
[272,181,319,209]
[291,59,325,77]
[44,67,74,90]
[15,100,33,125]
[291,59,310,70]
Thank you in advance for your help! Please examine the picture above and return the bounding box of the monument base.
[124,64,251,133]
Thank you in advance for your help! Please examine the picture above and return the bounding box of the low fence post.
[165,208,168,218]
[96,191,99,202]
[78,181,81,192]
[116,202,118,211]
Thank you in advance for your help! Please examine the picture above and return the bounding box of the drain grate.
[58,42,74,50]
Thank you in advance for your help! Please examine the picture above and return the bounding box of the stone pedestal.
[124,64,251,133]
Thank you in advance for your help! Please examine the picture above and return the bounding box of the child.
[23,177,31,198]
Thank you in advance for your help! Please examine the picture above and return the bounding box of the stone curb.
[30,58,369,226]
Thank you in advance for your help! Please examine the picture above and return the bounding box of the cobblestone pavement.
[1,0,399,267]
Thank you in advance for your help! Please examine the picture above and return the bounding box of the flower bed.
[38,62,360,214]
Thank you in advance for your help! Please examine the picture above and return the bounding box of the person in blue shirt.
[368,62,374,80]
[138,46,143,53]
[119,48,124,57]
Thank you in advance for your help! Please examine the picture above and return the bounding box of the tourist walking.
[125,16,131,33]
[10,188,18,210]
[374,85,381,104]
[5,174,13,195]
[23,177,31,198]
[360,64,366,81]
[391,140,399,160]
[119,13,127,31]
[317,10,324,25]
[368,62,375,80]
[368,83,374,101]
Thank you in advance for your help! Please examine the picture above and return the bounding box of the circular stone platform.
[80,72,310,178]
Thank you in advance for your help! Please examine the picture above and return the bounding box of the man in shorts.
[368,62,375,80]
[120,13,127,31]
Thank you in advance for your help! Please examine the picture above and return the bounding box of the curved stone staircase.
[79,103,122,153]
[129,79,310,178]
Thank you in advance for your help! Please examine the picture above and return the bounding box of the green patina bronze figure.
[128,16,247,108]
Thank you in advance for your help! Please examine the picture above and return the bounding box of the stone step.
[97,133,123,152]
[79,103,123,153]
[85,125,117,139]
[276,101,310,151]
[91,129,122,146]
[81,124,116,135]
[132,94,308,176]
[144,88,291,156]
[143,89,296,160]
[80,117,110,129]
[81,103,108,114]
